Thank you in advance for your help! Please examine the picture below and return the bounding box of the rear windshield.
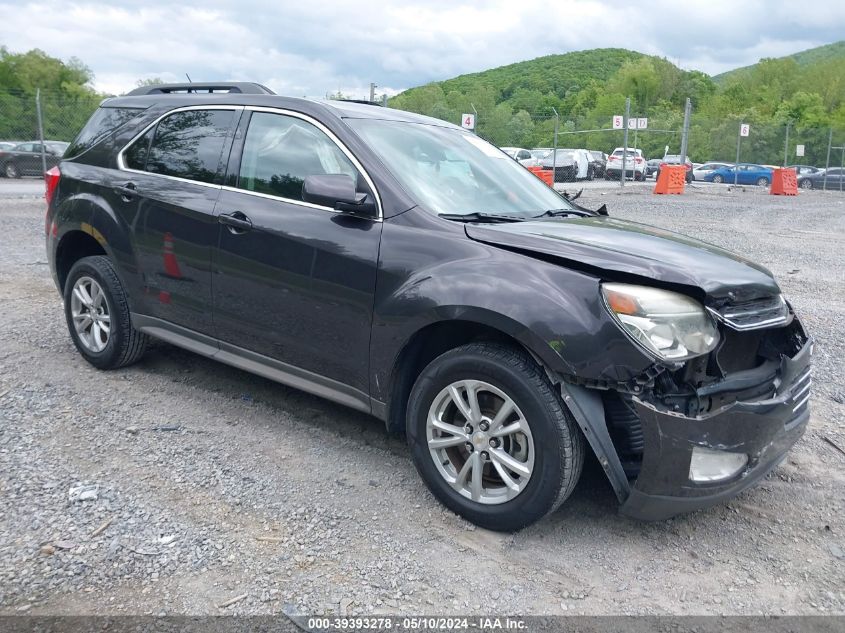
[65,106,146,158]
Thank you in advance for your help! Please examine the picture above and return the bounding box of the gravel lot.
[1,181,844,617]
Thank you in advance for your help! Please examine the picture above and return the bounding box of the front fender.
[370,212,654,403]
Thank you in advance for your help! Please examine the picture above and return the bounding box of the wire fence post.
[734,124,742,186]
[783,120,791,167]
[679,97,691,166]
[470,103,478,136]
[621,97,630,187]
[824,128,833,191]
[35,88,47,177]
[551,107,559,190]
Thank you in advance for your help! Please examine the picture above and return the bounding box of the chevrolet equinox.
[45,82,812,531]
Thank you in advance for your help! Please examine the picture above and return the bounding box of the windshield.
[348,119,572,217]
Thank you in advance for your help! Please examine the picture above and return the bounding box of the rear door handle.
[113,182,137,200]
[218,211,253,233]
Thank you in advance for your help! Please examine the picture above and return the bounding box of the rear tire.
[5,162,20,178]
[63,256,148,369]
[406,342,584,531]
[757,177,770,187]
[800,179,813,189]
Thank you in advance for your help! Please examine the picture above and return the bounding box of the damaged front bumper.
[620,336,812,520]
[562,334,812,521]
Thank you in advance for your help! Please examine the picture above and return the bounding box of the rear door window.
[136,109,236,184]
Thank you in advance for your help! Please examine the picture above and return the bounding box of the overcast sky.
[1,0,843,97]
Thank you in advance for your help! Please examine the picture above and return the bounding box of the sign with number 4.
[461,113,475,130]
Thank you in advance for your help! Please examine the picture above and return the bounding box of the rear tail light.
[45,166,61,236]
[45,166,61,207]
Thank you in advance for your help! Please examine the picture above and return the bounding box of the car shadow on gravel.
[132,341,633,516]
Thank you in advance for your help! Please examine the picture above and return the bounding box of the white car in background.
[692,162,733,181]
[605,147,646,180]
[500,147,538,166]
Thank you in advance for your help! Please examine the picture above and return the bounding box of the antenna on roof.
[185,73,192,83]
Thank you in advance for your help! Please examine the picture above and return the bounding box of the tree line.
[388,47,845,165]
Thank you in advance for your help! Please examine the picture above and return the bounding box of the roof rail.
[126,82,276,96]
[332,98,384,107]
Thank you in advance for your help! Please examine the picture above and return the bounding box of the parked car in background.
[540,149,578,182]
[655,155,693,183]
[588,150,607,178]
[501,147,538,167]
[605,148,646,180]
[645,158,662,178]
[692,162,733,181]
[530,148,550,161]
[0,141,23,151]
[0,141,69,178]
[798,167,845,190]
[788,165,822,177]
[704,163,773,186]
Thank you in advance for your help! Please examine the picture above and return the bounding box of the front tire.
[5,162,20,178]
[64,256,148,369]
[712,174,724,183]
[406,343,584,531]
[800,179,813,189]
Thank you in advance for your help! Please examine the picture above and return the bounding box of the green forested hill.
[389,42,845,165]
[713,40,845,83]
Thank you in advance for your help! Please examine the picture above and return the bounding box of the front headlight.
[601,283,720,362]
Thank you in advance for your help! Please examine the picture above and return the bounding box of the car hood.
[465,216,780,305]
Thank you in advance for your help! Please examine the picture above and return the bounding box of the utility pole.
[621,97,630,187]
[679,98,691,166]
[552,107,559,189]
[783,120,791,167]
[470,103,478,136]
[369,83,376,103]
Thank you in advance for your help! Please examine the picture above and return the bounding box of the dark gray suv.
[45,82,811,531]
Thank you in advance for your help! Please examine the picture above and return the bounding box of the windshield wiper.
[439,212,528,223]
[531,208,591,219]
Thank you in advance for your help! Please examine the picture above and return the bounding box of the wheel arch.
[55,230,107,292]
[383,313,567,435]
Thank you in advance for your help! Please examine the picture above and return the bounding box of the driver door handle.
[218,211,253,234]
[113,182,137,201]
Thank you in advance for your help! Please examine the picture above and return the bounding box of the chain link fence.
[2,86,844,190]
[0,88,100,178]
[396,98,845,189]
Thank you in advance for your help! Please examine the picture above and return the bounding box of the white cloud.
[0,0,842,97]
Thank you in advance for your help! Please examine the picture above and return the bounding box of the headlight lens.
[602,283,720,361]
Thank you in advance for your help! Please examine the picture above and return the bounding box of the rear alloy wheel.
[64,255,149,369]
[757,177,770,187]
[407,342,584,531]
[4,162,20,178]
[800,179,814,189]
[712,174,724,183]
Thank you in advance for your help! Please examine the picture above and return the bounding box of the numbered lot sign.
[461,113,475,130]
[612,115,623,130]
[740,123,750,137]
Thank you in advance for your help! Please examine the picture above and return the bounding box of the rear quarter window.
[65,106,146,159]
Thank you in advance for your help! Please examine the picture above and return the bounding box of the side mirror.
[302,174,376,216]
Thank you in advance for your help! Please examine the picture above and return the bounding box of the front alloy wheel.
[426,379,534,504]
[407,342,584,531]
